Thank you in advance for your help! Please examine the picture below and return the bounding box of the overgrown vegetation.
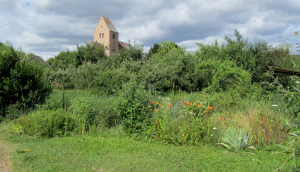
[2,29,300,171]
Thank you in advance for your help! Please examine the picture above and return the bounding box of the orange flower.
[151,101,155,104]
[223,122,226,124]
[233,115,236,117]
[208,106,214,110]
[167,104,172,108]
[220,116,223,118]
[260,115,263,117]
[188,102,193,106]
[183,102,187,105]
[182,133,185,137]
[196,104,201,107]
[225,113,228,115]
[225,117,228,120]
[262,119,265,121]
[205,111,209,114]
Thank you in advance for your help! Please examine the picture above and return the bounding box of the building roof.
[118,41,130,51]
[103,16,118,33]
[22,54,49,67]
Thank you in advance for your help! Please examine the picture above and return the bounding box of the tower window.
[113,34,115,39]
[99,33,101,38]
[102,33,104,38]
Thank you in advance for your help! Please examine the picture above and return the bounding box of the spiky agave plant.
[218,127,249,151]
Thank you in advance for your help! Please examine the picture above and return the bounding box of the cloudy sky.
[1,0,300,61]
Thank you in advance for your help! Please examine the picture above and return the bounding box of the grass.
[0,127,290,172]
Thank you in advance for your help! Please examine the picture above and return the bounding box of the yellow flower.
[24,149,26,151]
[28,150,30,152]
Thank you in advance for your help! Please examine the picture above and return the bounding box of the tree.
[295,31,300,52]
[46,50,77,70]
[76,42,107,67]
[0,42,52,118]
[145,43,160,59]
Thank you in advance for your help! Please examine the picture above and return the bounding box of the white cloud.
[0,0,299,61]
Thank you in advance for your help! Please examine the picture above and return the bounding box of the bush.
[117,80,153,132]
[0,42,52,119]
[11,109,76,137]
[138,48,200,92]
[198,60,252,93]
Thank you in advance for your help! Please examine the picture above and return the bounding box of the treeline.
[1,30,298,118]
[46,30,297,95]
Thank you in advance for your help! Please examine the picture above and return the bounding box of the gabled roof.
[118,41,130,51]
[102,16,118,33]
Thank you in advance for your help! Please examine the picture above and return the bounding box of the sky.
[1,0,300,61]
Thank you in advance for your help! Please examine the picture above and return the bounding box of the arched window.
[102,33,104,38]
[113,34,115,39]
[99,33,101,38]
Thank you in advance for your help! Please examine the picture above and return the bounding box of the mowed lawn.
[0,127,290,172]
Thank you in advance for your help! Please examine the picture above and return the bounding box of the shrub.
[11,109,76,137]
[197,60,252,93]
[138,48,200,92]
[117,80,153,132]
[0,42,52,119]
[71,97,98,134]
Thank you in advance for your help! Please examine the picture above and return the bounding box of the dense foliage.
[0,42,52,119]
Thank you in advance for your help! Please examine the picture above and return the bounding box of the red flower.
[260,115,263,117]
[262,119,265,121]
[223,122,226,124]
[208,106,214,110]
[233,115,236,117]
[151,101,155,104]
[225,113,228,115]
[225,117,228,120]
[205,111,209,114]
[220,116,223,118]
[183,102,187,105]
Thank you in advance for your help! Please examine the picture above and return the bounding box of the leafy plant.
[276,131,300,171]
[218,127,249,151]
[0,41,52,119]
[117,80,152,132]
[71,97,97,134]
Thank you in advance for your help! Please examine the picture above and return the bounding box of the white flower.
[213,127,217,130]
[211,135,213,137]
[296,81,300,84]
[272,105,278,107]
